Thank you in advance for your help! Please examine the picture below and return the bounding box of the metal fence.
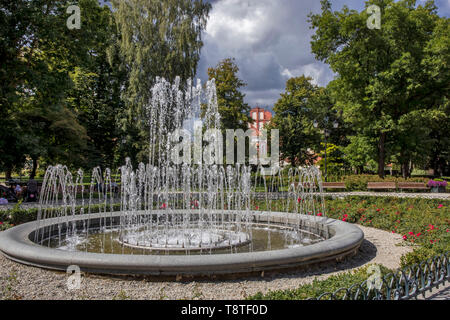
[310,251,449,300]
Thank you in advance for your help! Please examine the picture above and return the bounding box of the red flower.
[416,233,422,237]
[160,203,167,209]
[297,197,302,203]
[403,235,407,240]
[438,204,443,209]
[408,232,414,236]
[255,206,259,210]
[317,212,323,217]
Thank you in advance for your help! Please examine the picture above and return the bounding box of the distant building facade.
[248,107,272,135]
[248,107,273,158]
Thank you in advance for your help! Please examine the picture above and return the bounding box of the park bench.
[397,182,429,192]
[292,182,317,189]
[322,182,346,191]
[367,182,397,191]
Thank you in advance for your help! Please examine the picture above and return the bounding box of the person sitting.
[14,184,22,198]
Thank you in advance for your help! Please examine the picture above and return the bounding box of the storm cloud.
[197,0,450,108]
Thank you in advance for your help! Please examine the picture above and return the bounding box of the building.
[248,107,272,135]
[248,107,273,158]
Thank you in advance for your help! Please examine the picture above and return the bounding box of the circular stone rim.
[0,210,364,276]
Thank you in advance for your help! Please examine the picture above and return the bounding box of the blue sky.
[196,0,450,108]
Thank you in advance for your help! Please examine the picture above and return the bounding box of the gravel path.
[423,285,450,300]
[0,225,414,300]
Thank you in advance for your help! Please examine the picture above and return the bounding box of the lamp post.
[313,117,339,182]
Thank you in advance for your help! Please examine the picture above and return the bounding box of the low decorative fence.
[311,252,449,300]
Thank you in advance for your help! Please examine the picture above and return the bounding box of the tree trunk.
[377,132,386,179]
[402,162,409,179]
[30,158,38,179]
[5,168,12,180]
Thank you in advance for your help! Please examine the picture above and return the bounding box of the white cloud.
[197,0,331,107]
[198,0,449,107]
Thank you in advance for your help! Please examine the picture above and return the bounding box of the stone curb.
[0,211,364,277]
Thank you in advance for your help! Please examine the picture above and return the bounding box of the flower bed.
[248,196,449,300]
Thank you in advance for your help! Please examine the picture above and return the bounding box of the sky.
[196,0,450,109]
[99,0,450,109]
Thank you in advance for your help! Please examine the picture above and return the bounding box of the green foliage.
[269,76,322,166]
[111,0,211,164]
[207,58,252,132]
[317,143,349,177]
[0,203,122,228]
[334,174,428,191]
[249,264,392,300]
[310,0,450,178]
[249,196,449,300]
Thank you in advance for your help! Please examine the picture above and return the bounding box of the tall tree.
[0,0,89,177]
[207,58,252,131]
[309,0,448,178]
[66,0,127,170]
[111,0,211,164]
[269,76,322,167]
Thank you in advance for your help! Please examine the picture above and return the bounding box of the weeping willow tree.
[111,0,211,164]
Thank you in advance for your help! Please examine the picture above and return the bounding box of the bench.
[367,182,397,191]
[292,182,317,189]
[322,182,346,190]
[397,182,429,192]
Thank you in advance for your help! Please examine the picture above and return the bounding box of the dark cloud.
[198,0,450,107]
[196,0,331,107]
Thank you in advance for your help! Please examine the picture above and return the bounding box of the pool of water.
[44,223,325,255]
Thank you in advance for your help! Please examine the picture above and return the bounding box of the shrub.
[248,264,392,300]
[249,196,449,300]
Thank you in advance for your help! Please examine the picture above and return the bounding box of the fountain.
[0,77,363,277]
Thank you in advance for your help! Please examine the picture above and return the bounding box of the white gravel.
[0,225,414,300]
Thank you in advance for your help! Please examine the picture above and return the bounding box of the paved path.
[420,283,450,300]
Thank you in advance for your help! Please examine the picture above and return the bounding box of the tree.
[66,1,127,170]
[0,0,127,177]
[111,0,211,164]
[0,0,89,177]
[269,76,322,167]
[207,58,252,131]
[309,0,448,178]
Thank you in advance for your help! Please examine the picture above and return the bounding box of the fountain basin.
[0,211,364,277]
